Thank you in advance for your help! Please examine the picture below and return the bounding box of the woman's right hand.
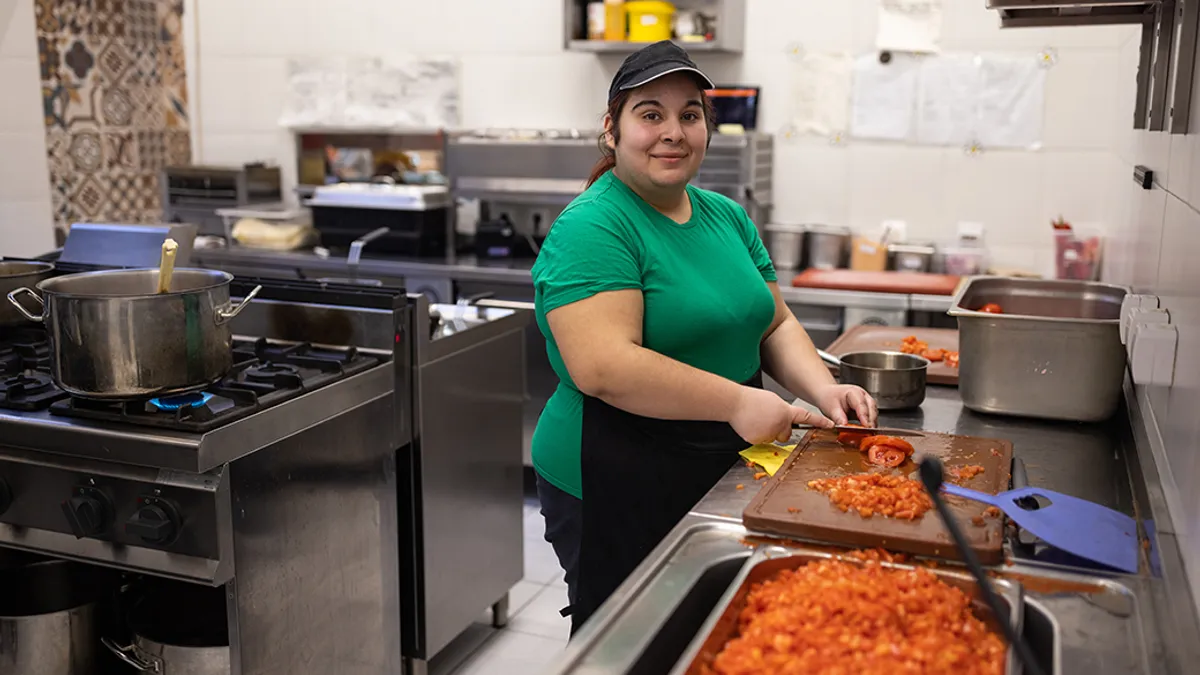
[729,387,834,445]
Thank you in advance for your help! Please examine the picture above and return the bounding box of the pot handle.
[216,285,262,325]
[6,287,45,323]
[101,637,161,672]
[816,349,841,368]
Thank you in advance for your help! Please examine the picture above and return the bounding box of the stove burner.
[0,372,55,397]
[243,363,301,384]
[148,392,215,411]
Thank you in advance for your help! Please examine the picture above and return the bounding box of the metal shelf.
[563,0,745,54]
[566,39,735,54]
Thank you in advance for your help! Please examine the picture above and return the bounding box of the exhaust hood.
[987,0,1159,28]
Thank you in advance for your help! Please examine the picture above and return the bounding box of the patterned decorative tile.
[37,0,190,229]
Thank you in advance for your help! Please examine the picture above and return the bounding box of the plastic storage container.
[626,1,675,42]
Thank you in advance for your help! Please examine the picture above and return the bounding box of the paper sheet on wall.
[915,55,979,146]
[790,53,852,136]
[280,57,460,130]
[877,0,943,54]
[976,55,1046,149]
[849,53,920,142]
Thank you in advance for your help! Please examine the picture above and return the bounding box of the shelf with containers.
[563,0,745,54]
[289,127,448,200]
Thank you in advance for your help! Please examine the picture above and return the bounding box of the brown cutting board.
[791,269,962,296]
[743,429,1013,565]
[826,325,961,386]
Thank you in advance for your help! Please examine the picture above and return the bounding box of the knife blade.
[792,424,927,438]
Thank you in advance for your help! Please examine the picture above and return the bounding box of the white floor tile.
[506,580,545,619]
[506,586,571,641]
[452,628,567,675]
[523,532,563,586]
[428,622,497,675]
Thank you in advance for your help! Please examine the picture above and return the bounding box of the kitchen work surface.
[743,429,1013,564]
[791,269,962,295]
[825,325,961,385]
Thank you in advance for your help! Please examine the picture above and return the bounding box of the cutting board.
[743,429,1013,565]
[826,325,961,386]
[791,269,962,296]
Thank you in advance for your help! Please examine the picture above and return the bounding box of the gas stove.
[0,328,63,411]
[48,338,383,433]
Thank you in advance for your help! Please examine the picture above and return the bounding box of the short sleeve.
[533,204,643,314]
[736,207,777,283]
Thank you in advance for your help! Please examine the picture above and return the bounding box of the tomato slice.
[866,445,907,468]
[945,351,960,368]
[921,348,946,362]
[836,423,870,446]
[978,302,1003,314]
[859,435,916,457]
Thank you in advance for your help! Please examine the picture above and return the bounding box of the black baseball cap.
[607,40,715,103]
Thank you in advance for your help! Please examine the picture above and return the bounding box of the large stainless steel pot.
[103,582,229,675]
[6,268,261,400]
[0,261,54,327]
[0,550,120,675]
[819,349,929,410]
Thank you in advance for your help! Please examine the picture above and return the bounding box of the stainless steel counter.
[191,246,955,311]
[544,385,1200,675]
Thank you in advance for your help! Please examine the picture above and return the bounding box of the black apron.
[570,370,763,634]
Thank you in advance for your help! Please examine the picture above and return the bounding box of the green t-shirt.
[530,171,778,499]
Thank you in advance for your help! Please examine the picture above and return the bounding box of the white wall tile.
[0,131,50,202]
[771,140,850,227]
[941,150,1044,248]
[1041,151,1117,234]
[0,199,55,256]
[0,0,36,59]
[0,57,42,133]
[458,53,607,130]
[1042,50,1119,151]
[846,145,944,237]
[940,3,1138,51]
[744,0,855,54]
[1129,185,1167,292]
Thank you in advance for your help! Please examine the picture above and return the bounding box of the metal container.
[803,225,850,269]
[103,582,229,675]
[819,349,929,409]
[888,243,935,273]
[0,261,54,327]
[6,269,260,400]
[948,276,1129,422]
[0,552,119,675]
[763,224,807,270]
[671,546,1029,675]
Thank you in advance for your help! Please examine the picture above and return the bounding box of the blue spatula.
[942,483,1140,573]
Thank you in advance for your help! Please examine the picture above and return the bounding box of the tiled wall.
[1102,29,1200,614]
[189,0,1138,273]
[0,0,55,256]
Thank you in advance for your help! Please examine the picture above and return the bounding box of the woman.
[531,40,878,634]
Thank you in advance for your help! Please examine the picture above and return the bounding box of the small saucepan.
[818,349,930,410]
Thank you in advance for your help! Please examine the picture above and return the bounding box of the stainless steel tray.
[670,545,1033,675]
[947,276,1129,422]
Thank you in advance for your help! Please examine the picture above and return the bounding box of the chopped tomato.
[900,335,929,355]
[836,422,871,446]
[922,347,946,362]
[945,351,960,368]
[859,435,916,458]
[867,445,907,468]
[978,302,1003,314]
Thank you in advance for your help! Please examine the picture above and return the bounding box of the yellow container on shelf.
[626,1,675,42]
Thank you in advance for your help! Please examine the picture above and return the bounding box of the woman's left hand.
[813,384,878,428]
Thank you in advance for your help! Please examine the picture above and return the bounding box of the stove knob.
[0,479,11,516]
[61,488,111,539]
[126,499,180,545]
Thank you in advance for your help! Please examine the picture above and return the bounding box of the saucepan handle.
[816,349,841,368]
[6,287,45,323]
[216,285,262,325]
[100,637,160,672]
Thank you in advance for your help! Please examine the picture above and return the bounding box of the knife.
[792,424,927,438]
